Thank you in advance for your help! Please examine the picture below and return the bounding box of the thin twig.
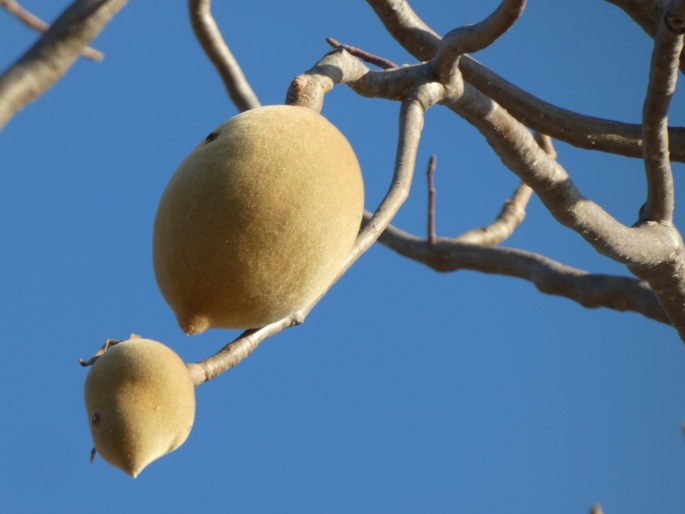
[188,0,260,112]
[326,37,398,69]
[426,155,437,245]
[186,318,297,385]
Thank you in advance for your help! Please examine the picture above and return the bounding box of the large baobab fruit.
[153,105,364,334]
[83,337,196,478]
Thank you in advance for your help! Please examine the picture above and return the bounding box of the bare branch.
[367,0,685,162]
[461,57,685,162]
[444,80,677,264]
[365,0,440,61]
[436,0,525,82]
[334,0,685,327]
[1,0,104,61]
[641,0,685,222]
[305,1,685,341]
[440,66,685,340]
[296,25,685,339]
[305,26,685,330]
[0,0,127,130]
[374,220,669,324]
[188,0,260,112]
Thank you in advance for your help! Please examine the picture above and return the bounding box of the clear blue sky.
[2,1,685,513]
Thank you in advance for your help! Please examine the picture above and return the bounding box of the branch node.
[665,11,685,34]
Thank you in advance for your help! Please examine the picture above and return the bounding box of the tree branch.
[309,9,685,313]
[188,0,260,112]
[641,0,685,222]
[1,0,104,61]
[367,0,685,162]
[365,0,440,62]
[310,4,685,336]
[373,220,669,324]
[443,81,675,264]
[0,0,126,130]
[460,58,685,163]
[438,50,685,340]
[290,16,685,331]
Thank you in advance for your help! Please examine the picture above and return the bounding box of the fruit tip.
[180,314,211,336]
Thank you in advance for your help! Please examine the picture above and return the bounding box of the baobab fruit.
[153,105,364,334]
[83,337,195,478]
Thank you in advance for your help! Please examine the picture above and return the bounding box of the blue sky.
[2,1,685,513]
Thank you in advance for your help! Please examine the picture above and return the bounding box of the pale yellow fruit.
[83,337,195,478]
[153,105,364,334]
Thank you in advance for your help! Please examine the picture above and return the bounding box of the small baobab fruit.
[83,337,195,478]
[153,105,364,334]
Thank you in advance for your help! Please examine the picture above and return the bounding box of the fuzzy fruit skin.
[153,105,364,334]
[83,338,195,478]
